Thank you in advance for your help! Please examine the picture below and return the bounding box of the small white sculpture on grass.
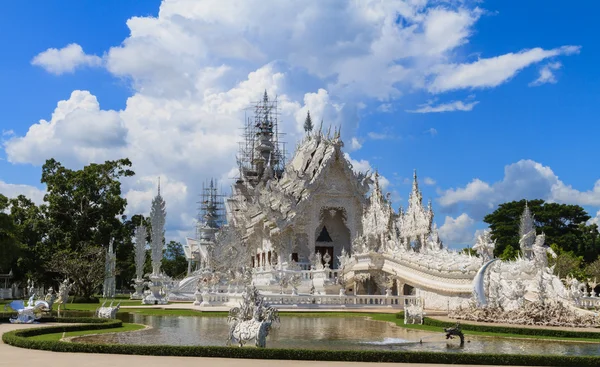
[227,286,279,348]
[95,300,121,319]
[56,278,73,312]
[5,295,50,324]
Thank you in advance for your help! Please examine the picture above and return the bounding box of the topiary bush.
[71,296,100,304]
[3,317,600,366]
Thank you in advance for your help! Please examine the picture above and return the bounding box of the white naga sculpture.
[5,295,49,324]
[453,210,595,327]
[95,300,121,319]
[131,225,147,300]
[56,278,73,311]
[227,286,280,348]
[143,180,169,305]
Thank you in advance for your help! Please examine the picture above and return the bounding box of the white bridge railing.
[195,291,416,308]
[578,296,600,309]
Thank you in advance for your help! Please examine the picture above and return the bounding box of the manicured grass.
[368,313,600,343]
[28,323,145,341]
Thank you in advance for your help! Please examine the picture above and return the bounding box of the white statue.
[6,296,50,324]
[532,233,556,269]
[95,300,121,319]
[473,230,496,262]
[56,278,73,311]
[44,287,56,310]
[226,286,279,348]
[519,202,536,260]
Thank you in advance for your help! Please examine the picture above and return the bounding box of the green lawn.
[28,322,145,341]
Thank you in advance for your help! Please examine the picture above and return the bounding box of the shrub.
[71,296,99,304]
[3,316,600,366]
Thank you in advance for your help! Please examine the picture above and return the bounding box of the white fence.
[195,291,416,308]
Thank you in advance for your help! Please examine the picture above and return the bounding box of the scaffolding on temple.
[236,90,287,185]
[196,179,225,242]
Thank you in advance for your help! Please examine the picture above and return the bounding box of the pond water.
[73,314,600,355]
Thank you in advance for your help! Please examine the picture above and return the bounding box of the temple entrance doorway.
[314,208,351,269]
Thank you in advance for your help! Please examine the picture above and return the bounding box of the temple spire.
[157,176,161,197]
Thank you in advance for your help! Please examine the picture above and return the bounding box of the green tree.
[499,244,519,261]
[7,194,46,283]
[161,240,188,278]
[460,247,477,256]
[0,194,22,273]
[483,199,592,258]
[41,158,135,254]
[548,244,583,279]
[114,214,150,290]
[303,111,313,133]
[46,242,105,300]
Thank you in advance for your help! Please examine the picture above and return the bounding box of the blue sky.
[1,0,599,247]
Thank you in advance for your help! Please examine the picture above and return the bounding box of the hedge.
[4,318,600,366]
[422,316,600,340]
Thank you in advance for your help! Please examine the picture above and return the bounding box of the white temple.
[169,92,595,316]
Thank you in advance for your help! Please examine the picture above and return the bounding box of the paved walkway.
[0,323,529,367]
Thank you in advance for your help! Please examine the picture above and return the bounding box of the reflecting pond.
[73,314,600,355]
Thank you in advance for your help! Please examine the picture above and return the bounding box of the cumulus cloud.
[4,90,128,166]
[438,159,600,220]
[429,46,580,93]
[424,128,438,136]
[31,43,102,75]
[438,213,476,246]
[424,177,436,185]
[0,180,46,204]
[529,62,562,86]
[349,137,363,151]
[9,1,583,241]
[590,211,600,226]
[407,99,479,113]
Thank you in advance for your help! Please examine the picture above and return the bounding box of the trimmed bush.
[423,317,600,340]
[71,296,99,304]
[3,317,600,366]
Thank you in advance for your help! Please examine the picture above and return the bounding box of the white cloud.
[0,180,46,205]
[529,62,562,86]
[367,132,389,140]
[438,159,600,220]
[31,43,102,75]
[343,153,390,191]
[349,137,362,151]
[4,90,128,166]
[424,128,438,136]
[9,1,583,242]
[377,103,393,113]
[407,99,479,113]
[590,211,600,226]
[429,45,580,93]
[438,213,476,246]
[424,177,436,185]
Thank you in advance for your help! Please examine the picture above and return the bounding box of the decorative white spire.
[134,225,147,280]
[150,180,166,276]
[519,200,535,260]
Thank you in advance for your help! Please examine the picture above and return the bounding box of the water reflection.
[74,315,600,355]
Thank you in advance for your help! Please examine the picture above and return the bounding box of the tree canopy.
[483,199,597,260]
